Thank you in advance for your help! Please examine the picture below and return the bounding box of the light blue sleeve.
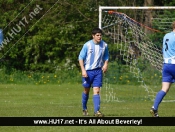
[78,44,87,60]
[103,44,109,61]
[0,29,3,45]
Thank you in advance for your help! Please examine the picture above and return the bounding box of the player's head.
[92,28,102,35]
[172,21,175,30]
[91,28,102,44]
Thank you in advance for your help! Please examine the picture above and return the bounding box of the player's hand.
[102,66,108,73]
[82,70,88,78]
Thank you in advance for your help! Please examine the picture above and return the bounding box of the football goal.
[99,6,175,102]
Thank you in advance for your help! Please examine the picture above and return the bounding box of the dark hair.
[92,28,102,35]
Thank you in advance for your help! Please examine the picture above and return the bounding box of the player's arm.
[78,44,88,77]
[0,29,3,44]
[102,60,108,73]
[102,44,109,73]
[79,59,88,77]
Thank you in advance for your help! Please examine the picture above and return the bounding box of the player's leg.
[93,87,104,117]
[92,68,104,117]
[150,64,174,117]
[93,87,100,112]
[150,82,170,117]
[153,82,171,109]
[82,87,90,116]
[81,71,92,116]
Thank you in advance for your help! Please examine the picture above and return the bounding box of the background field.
[1,1,175,132]
[0,83,175,132]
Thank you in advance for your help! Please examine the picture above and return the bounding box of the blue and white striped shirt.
[163,31,175,64]
[78,40,109,70]
[0,29,3,45]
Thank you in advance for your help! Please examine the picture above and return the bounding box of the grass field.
[0,83,175,132]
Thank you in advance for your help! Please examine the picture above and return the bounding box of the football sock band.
[82,92,89,110]
[153,90,166,110]
[93,94,100,113]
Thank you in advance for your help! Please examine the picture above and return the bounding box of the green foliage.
[0,0,173,86]
[0,0,101,71]
[0,0,165,72]
[105,55,161,85]
[0,65,81,84]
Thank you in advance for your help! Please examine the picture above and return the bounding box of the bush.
[0,66,81,85]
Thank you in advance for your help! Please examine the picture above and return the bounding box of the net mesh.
[100,8,175,102]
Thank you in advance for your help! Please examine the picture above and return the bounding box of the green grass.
[0,83,175,132]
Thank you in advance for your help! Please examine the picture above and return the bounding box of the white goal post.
[99,6,175,102]
[99,6,175,29]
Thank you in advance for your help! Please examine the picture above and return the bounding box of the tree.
[0,0,172,72]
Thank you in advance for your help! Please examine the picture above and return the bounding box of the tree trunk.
[144,0,154,34]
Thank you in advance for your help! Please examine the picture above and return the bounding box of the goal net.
[99,6,175,102]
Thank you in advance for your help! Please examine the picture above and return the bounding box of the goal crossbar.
[99,6,175,28]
